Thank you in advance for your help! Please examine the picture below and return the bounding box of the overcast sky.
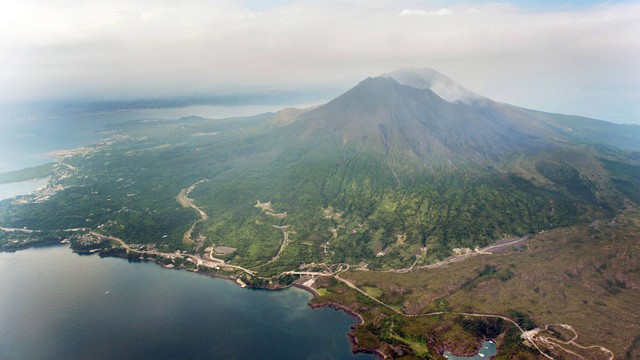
[1,0,638,123]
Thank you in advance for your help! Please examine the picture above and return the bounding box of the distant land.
[1,68,639,359]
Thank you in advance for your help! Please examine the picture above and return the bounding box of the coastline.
[0,178,50,201]
[309,300,364,325]
[1,238,509,360]
[309,300,385,359]
[2,241,386,357]
[1,182,382,357]
[88,247,383,358]
[292,282,320,297]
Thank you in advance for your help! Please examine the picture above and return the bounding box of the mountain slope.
[1,68,639,273]
[271,69,634,203]
[282,76,561,169]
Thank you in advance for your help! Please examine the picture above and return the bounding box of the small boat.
[479,354,485,358]
[105,291,110,295]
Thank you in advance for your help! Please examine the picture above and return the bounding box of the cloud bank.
[0,0,638,123]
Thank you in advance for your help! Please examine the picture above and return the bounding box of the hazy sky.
[1,0,639,123]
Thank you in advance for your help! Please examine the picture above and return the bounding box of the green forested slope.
[1,71,639,275]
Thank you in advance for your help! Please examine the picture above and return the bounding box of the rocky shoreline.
[3,240,511,360]
[99,248,385,359]
[309,300,384,359]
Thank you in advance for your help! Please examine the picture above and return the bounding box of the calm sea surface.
[0,178,49,201]
[0,245,374,360]
[444,340,497,359]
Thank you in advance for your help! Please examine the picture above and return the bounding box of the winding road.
[177,180,209,249]
[265,225,290,265]
[327,238,615,360]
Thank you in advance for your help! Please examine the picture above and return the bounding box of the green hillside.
[1,70,639,273]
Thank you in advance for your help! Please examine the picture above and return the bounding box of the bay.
[0,245,375,360]
[444,340,497,359]
[0,178,49,201]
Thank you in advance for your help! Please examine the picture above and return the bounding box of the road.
[177,179,208,222]
[177,179,208,249]
[331,263,615,360]
[535,324,614,360]
[265,225,290,265]
[91,231,256,275]
[416,235,531,271]
[482,235,530,253]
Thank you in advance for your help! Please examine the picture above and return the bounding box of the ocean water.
[0,245,374,360]
[444,340,497,359]
[0,178,49,201]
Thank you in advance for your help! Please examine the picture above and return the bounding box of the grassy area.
[363,286,384,299]
[311,279,532,358]
[390,333,429,358]
[313,211,640,358]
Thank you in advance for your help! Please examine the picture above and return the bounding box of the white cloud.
[399,8,452,16]
[0,0,639,123]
